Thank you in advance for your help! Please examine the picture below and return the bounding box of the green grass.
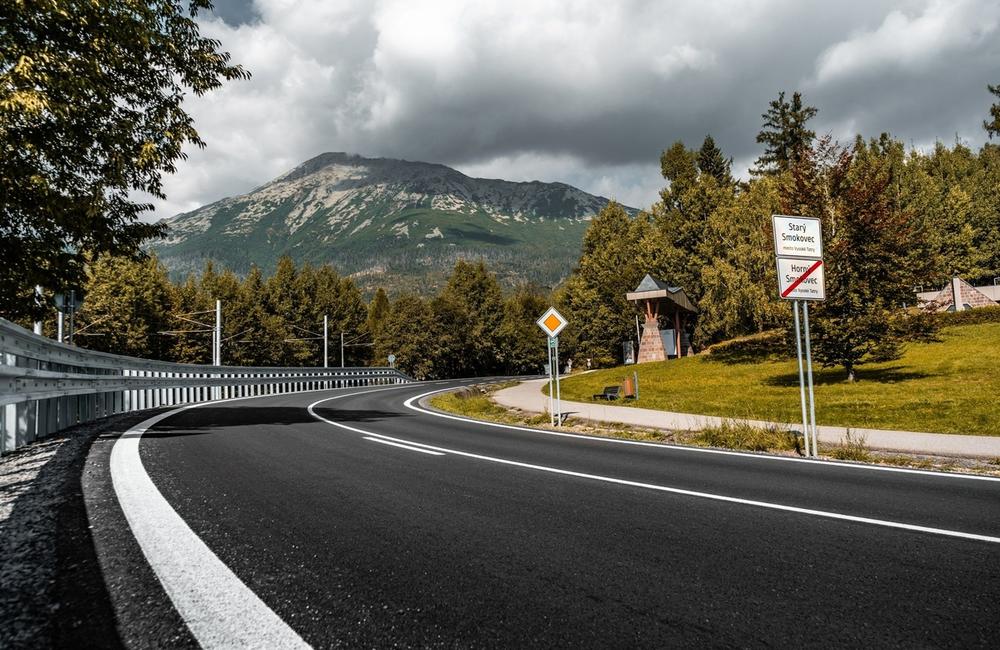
[557,322,1000,436]
[429,384,550,427]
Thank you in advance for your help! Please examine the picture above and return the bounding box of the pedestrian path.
[493,378,1000,458]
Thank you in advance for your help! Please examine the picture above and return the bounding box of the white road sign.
[536,306,568,338]
[777,257,826,301]
[773,215,823,259]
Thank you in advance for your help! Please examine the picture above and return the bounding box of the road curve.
[99,380,1000,647]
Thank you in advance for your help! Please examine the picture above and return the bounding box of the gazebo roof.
[626,274,697,313]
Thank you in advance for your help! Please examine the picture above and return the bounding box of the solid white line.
[109,384,419,649]
[307,392,1000,545]
[112,406,310,649]
[402,388,1000,483]
[364,436,445,455]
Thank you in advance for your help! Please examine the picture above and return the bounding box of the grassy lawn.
[555,322,1000,436]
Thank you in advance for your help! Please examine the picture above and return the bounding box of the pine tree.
[660,141,698,192]
[985,84,1000,139]
[76,254,173,359]
[652,140,737,314]
[226,266,285,366]
[169,273,212,364]
[367,288,391,342]
[374,294,439,379]
[439,260,505,374]
[697,135,733,185]
[754,91,818,175]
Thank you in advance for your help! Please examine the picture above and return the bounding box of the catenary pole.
[323,315,329,368]
[214,299,222,366]
[793,301,811,457]
[341,332,345,368]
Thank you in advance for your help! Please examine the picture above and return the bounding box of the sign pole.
[793,301,811,457]
[803,301,819,456]
[554,336,562,426]
[547,340,555,426]
[536,306,569,428]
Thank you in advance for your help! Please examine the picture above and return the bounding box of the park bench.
[594,386,621,400]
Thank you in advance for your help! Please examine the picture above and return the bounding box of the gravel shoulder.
[0,410,196,649]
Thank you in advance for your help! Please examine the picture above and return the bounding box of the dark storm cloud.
[149,0,1000,218]
[208,0,259,27]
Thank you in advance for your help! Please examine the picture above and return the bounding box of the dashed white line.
[364,436,445,455]
[308,392,1000,545]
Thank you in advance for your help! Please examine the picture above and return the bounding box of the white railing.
[0,318,412,455]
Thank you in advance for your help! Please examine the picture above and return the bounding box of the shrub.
[829,430,872,462]
[692,421,801,453]
[933,305,1000,327]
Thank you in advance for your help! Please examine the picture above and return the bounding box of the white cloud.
[144,0,1000,220]
[813,0,1000,84]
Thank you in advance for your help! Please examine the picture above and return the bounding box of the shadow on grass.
[705,349,792,365]
[763,364,933,387]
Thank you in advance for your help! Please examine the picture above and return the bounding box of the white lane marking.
[403,388,1000,483]
[308,393,1000,545]
[110,383,419,649]
[364,437,445,455]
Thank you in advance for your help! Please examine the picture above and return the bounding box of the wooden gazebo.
[626,274,697,363]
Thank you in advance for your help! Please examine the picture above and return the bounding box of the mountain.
[152,152,635,293]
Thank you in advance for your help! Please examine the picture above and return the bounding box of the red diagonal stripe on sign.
[781,259,824,298]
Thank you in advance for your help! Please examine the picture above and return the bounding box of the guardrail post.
[2,403,13,454]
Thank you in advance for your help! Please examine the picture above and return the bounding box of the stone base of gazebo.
[637,317,667,363]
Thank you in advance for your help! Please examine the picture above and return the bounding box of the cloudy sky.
[148,0,1000,219]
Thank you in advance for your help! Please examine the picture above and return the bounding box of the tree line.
[557,88,1000,380]
[53,255,550,379]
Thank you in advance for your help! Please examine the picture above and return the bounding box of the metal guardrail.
[0,318,412,455]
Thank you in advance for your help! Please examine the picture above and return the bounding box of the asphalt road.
[90,379,1000,647]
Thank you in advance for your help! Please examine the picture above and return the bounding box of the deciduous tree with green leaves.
[785,136,935,381]
[496,284,550,375]
[559,202,656,366]
[0,0,249,320]
[374,294,439,380]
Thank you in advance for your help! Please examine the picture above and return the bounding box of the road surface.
[85,380,1000,647]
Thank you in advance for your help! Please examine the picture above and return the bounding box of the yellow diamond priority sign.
[536,306,568,338]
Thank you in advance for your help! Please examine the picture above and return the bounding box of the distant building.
[626,274,697,363]
[916,277,999,312]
